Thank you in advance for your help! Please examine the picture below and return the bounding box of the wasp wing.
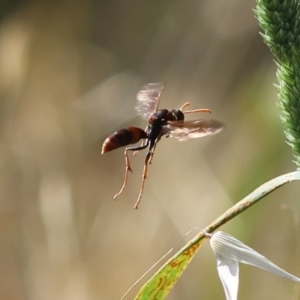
[165,119,223,141]
[135,83,164,119]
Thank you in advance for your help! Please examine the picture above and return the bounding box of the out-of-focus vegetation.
[0,1,299,299]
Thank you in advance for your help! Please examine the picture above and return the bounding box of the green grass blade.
[134,237,206,300]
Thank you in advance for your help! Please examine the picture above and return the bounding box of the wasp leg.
[133,126,148,156]
[133,139,146,156]
[133,131,163,209]
[114,141,149,200]
[134,151,151,209]
[148,130,163,165]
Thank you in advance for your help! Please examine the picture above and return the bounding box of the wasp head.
[170,109,184,121]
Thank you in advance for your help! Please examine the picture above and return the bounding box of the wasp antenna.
[184,108,211,114]
[179,102,190,110]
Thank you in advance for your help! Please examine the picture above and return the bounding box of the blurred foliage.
[0,1,299,300]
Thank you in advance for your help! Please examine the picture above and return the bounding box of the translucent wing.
[165,119,223,141]
[135,83,164,119]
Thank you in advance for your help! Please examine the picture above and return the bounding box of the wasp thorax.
[149,109,169,124]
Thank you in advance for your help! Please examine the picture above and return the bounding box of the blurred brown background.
[0,0,300,299]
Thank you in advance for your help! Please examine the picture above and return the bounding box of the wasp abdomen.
[102,127,147,154]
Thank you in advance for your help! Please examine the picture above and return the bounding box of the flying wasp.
[102,83,223,209]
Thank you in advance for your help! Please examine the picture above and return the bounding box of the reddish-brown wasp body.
[102,83,223,209]
[102,127,147,153]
